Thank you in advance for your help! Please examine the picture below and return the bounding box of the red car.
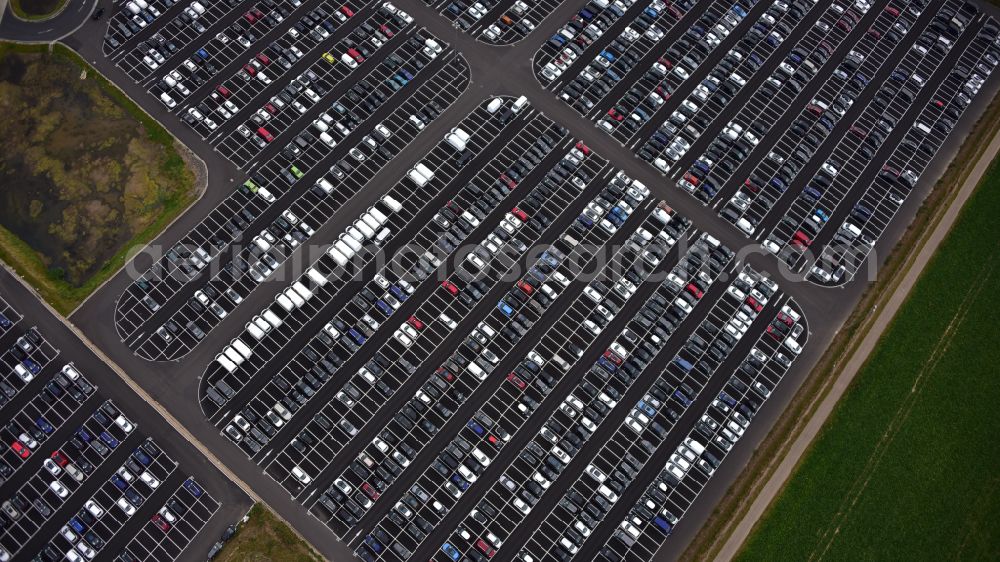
[347,48,364,63]
[793,230,812,247]
[603,349,623,365]
[487,434,500,445]
[682,171,700,186]
[607,108,624,121]
[475,539,496,558]
[244,11,257,23]
[216,85,231,98]
[575,141,590,155]
[506,373,526,390]
[243,63,256,76]
[264,102,278,114]
[340,4,354,17]
[257,127,274,143]
[775,312,795,326]
[406,316,424,330]
[379,23,394,38]
[441,280,459,296]
[500,174,517,189]
[51,450,69,467]
[361,482,380,500]
[436,367,455,382]
[884,5,900,16]
[516,280,534,295]
[11,441,29,459]
[745,296,763,313]
[511,207,528,221]
[685,283,703,299]
[255,53,271,65]
[152,514,171,532]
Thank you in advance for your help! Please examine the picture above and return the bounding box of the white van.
[231,339,252,359]
[422,39,443,58]
[292,281,313,301]
[374,228,391,245]
[339,233,362,253]
[445,127,471,151]
[368,206,389,225]
[327,246,350,267]
[512,95,529,113]
[914,122,932,135]
[223,346,244,366]
[283,288,305,308]
[316,178,335,193]
[125,1,140,15]
[334,240,356,260]
[840,222,862,239]
[275,293,295,312]
[262,309,283,328]
[466,362,486,380]
[381,194,402,212]
[354,219,375,239]
[407,163,434,186]
[486,98,504,113]
[306,268,328,286]
[216,354,237,373]
[246,317,270,340]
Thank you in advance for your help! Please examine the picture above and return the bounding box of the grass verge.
[735,144,1000,560]
[682,66,1000,562]
[213,504,323,562]
[0,42,197,315]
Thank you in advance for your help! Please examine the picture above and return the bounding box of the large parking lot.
[0,273,249,562]
[74,0,1000,560]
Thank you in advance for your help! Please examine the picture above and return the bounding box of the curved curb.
[0,0,97,43]
[8,0,69,23]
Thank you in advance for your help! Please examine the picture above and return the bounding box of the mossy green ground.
[0,42,196,314]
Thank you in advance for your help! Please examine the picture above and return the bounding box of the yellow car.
[322,52,336,64]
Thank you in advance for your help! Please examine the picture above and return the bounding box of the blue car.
[653,515,674,534]
[69,518,86,533]
[637,400,656,417]
[35,417,53,434]
[375,300,393,316]
[111,474,129,491]
[467,420,486,436]
[133,448,152,466]
[0,313,10,329]
[596,357,617,373]
[674,358,694,372]
[100,431,119,449]
[364,535,384,553]
[389,285,407,301]
[718,391,737,407]
[77,428,93,442]
[577,214,595,229]
[348,328,366,345]
[442,543,461,561]
[674,389,692,406]
[184,478,203,497]
[497,300,514,317]
[22,358,40,374]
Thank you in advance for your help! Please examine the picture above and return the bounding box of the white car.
[50,481,69,498]
[84,500,104,518]
[140,471,160,489]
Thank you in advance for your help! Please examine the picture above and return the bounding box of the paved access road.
[0,0,996,561]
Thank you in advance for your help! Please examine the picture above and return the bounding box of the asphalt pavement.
[2,0,999,560]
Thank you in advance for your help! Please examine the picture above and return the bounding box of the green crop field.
[736,158,1000,560]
